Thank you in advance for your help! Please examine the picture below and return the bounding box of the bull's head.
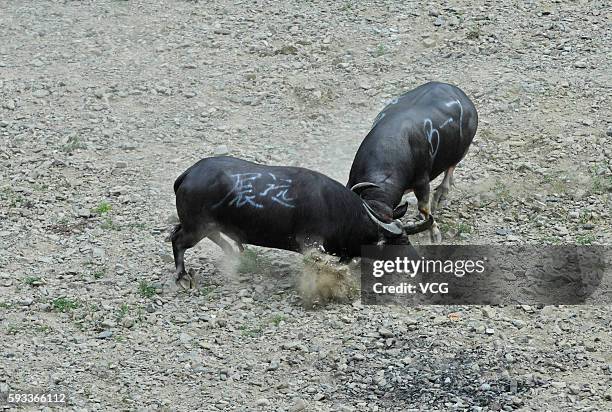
[351,182,433,237]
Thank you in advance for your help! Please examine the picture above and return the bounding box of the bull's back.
[355,82,478,182]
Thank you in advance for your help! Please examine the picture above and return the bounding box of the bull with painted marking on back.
[170,156,433,287]
[347,81,478,242]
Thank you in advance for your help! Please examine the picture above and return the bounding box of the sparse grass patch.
[541,235,560,245]
[51,297,79,312]
[270,314,285,326]
[439,221,472,238]
[341,2,355,12]
[24,276,44,286]
[588,163,612,194]
[239,324,263,338]
[93,201,111,214]
[0,301,12,309]
[576,234,595,245]
[61,135,86,153]
[91,267,106,279]
[579,211,591,224]
[373,43,387,57]
[466,27,481,40]
[0,187,25,208]
[493,179,511,202]
[138,281,157,299]
[117,303,129,320]
[200,285,215,298]
[456,222,472,236]
[237,248,271,275]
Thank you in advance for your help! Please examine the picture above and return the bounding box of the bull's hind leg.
[207,231,243,256]
[431,166,455,214]
[171,224,207,289]
[414,178,442,244]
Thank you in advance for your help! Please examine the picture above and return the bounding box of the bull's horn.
[351,182,381,196]
[363,201,403,236]
[403,215,435,235]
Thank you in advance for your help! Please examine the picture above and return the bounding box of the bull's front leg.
[414,180,442,244]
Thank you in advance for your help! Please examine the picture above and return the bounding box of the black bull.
[170,156,433,285]
[347,82,478,242]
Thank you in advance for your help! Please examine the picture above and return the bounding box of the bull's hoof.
[430,224,442,244]
[176,272,196,290]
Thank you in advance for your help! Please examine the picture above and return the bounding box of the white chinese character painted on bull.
[260,173,295,208]
[213,172,295,209]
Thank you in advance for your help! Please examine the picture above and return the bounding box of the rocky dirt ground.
[1,0,611,411]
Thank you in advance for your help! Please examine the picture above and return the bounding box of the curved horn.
[363,202,403,236]
[351,182,381,196]
[403,215,435,235]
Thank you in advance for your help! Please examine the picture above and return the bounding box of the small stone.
[19,298,34,306]
[92,248,105,259]
[278,45,298,55]
[496,228,510,236]
[115,161,128,169]
[582,223,595,230]
[77,209,91,217]
[267,359,280,371]
[101,319,116,328]
[550,381,566,389]
[183,91,196,98]
[480,383,491,391]
[574,61,587,68]
[255,398,270,406]
[485,328,495,335]
[428,9,440,17]
[378,327,394,338]
[213,145,229,156]
[481,307,496,318]
[422,37,436,48]
[160,253,174,264]
[290,399,307,412]
[122,317,135,328]
[606,125,612,137]
[97,330,113,339]
[433,17,444,26]
[2,100,15,110]
[353,353,365,361]
[32,89,50,98]
[179,332,192,344]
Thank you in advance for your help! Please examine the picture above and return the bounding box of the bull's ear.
[350,182,381,197]
[392,201,409,219]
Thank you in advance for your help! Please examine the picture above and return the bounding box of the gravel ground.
[1,1,611,411]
